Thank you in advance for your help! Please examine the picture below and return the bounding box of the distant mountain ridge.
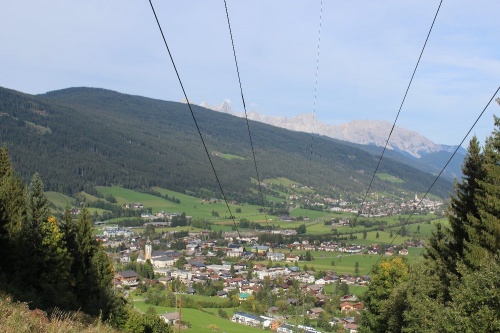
[195,101,465,180]
[196,101,463,159]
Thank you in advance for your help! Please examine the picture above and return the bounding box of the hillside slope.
[0,86,453,199]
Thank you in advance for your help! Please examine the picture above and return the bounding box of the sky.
[1,0,499,146]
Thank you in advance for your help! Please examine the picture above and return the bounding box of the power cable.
[147,0,243,242]
[308,0,323,190]
[223,0,269,230]
[353,0,444,229]
[352,86,500,294]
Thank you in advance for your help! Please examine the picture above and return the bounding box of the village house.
[307,307,324,319]
[161,312,179,325]
[231,312,270,328]
[267,252,285,261]
[286,253,300,263]
[114,270,139,287]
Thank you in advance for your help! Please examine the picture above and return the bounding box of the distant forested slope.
[0,86,453,199]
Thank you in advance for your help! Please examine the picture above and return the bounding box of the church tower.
[145,237,152,261]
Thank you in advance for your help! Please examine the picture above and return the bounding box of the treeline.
[360,111,500,333]
[0,147,171,332]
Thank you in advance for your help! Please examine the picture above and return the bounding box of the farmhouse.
[161,312,179,325]
[114,270,139,287]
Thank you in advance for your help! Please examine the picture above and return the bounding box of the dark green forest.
[0,147,171,332]
[360,101,500,333]
[0,86,452,201]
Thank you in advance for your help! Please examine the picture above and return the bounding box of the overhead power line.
[352,85,500,294]
[147,0,243,242]
[308,0,323,188]
[355,0,444,225]
[223,0,269,228]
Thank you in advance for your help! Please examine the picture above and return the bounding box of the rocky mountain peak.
[198,102,460,158]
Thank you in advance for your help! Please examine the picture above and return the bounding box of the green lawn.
[133,301,263,333]
[324,283,367,297]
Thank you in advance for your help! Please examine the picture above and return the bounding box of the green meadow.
[46,191,74,209]
[94,186,267,222]
[277,246,425,276]
[376,173,405,184]
[133,301,262,333]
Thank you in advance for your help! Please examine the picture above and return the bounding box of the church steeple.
[145,237,152,260]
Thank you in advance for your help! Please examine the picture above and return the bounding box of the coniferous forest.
[360,102,500,333]
[0,147,171,332]
[0,86,453,200]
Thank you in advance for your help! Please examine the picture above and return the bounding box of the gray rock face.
[196,101,458,158]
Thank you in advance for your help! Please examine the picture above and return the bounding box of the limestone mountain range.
[196,100,461,159]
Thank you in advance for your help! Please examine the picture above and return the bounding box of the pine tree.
[466,115,500,265]
[20,173,50,294]
[0,147,26,278]
[446,136,484,268]
[26,173,50,232]
[424,136,486,300]
[71,207,100,312]
[63,206,125,321]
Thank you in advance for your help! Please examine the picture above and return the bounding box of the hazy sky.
[1,1,499,145]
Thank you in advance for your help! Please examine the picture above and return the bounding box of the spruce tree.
[447,136,484,268]
[425,136,485,295]
[466,115,500,265]
[19,173,50,295]
[71,207,99,311]
[0,147,26,281]
[65,207,125,321]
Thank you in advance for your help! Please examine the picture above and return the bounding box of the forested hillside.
[0,86,452,200]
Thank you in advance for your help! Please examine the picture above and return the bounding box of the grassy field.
[46,191,74,209]
[278,248,424,276]
[263,177,300,187]
[133,301,262,333]
[324,283,368,297]
[216,153,245,160]
[376,173,405,184]
[95,186,268,222]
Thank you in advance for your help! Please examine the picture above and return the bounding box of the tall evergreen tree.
[466,115,500,265]
[70,207,99,311]
[0,147,26,277]
[424,136,485,299]
[64,206,126,321]
[446,136,484,264]
[26,173,50,231]
[18,173,51,294]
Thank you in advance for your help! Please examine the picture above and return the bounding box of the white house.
[232,311,262,327]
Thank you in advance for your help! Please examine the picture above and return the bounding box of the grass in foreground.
[0,293,118,333]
